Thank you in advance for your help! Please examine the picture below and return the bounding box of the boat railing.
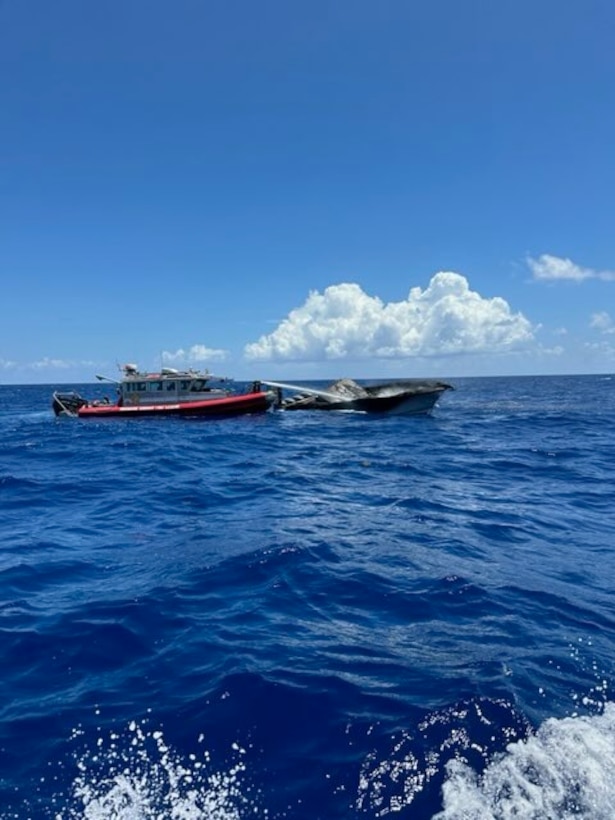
[52,391,80,418]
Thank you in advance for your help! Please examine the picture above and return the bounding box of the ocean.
[1,374,614,819]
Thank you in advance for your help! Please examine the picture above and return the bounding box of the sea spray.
[356,698,531,816]
[55,718,258,820]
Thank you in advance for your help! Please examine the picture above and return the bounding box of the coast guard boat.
[52,364,275,418]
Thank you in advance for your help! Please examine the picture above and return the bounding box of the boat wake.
[5,702,615,819]
[436,703,615,819]
[355,698,615,819]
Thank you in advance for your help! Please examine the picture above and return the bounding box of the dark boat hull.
[279,379,452,415]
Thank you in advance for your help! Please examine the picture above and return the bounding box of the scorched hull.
[274,379,453,415]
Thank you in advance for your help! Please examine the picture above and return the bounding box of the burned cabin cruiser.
[266,378,453,415]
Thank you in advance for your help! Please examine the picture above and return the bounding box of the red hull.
[76,391,273,418]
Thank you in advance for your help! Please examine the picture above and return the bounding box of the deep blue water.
[1,375,615,819]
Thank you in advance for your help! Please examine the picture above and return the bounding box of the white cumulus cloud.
[244,273,534,362]
[527,254,615,282]
[162,344,228,364]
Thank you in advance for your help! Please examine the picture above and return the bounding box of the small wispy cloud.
[1,357,98,373]
[162,344,228,364]
[29,357,73,370]
[590,311,615,334]
[527,254,615,282]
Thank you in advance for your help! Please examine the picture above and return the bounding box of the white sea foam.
[55,718,258,820]
[356,696,615,819]
[436,703,615,820]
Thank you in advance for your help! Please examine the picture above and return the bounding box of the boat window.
[180,380,191,391]
[191,379,205,391]
[149,381,163,391]
[166,381,176,391]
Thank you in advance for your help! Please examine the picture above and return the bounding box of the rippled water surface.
[1,375,614,818]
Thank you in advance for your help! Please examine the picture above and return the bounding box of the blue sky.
[2,0,614,384]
